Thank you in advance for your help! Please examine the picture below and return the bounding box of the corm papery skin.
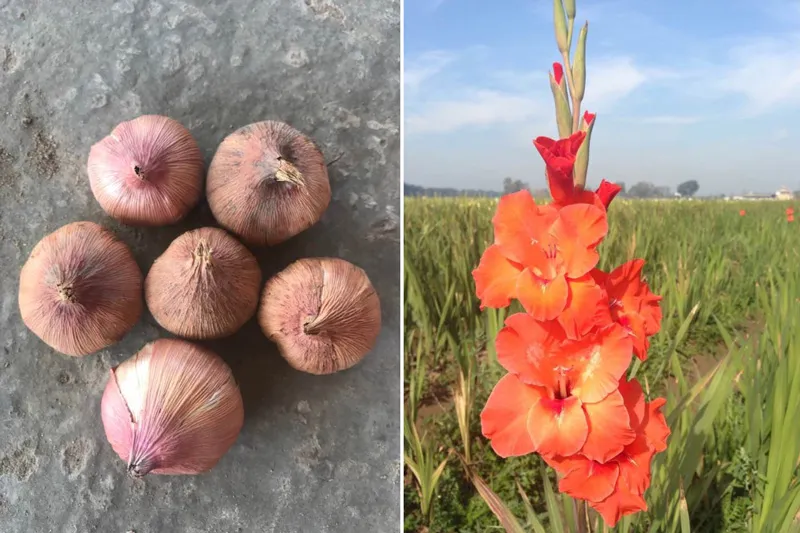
[88,115,204,226]
[259,258,381,375]
[145,227,261,339]
[18,221,143,357]
[206,121,331,246]
[101,339,244,477]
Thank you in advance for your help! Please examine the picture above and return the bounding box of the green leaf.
[466,466,528,533]
[541,466,565,533]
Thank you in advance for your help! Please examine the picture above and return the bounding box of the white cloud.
[583,57,647,111]
[404,50,455,91]
[405,90,543,133]
[712,34,800,115]
[772,127,791,142]
[637,115,703,125]
[405,51,661,134]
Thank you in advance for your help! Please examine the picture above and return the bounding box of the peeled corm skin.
[145,227,262,339]
[18,221,143,357]
[258,258,381,375]
[206,121,331,246]
[100,339,244,477]
[87,115,204,226]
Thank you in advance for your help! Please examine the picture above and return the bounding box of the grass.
[403,197,800,532]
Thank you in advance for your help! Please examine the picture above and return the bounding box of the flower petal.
[552,188,605,211]
[617,432,655,494]
[527,395,588,458]
[607,259,645,297]
[642,295,663,336]
[619,377,646,430]
[533,135,558,156]
[492,191,539,265]
[590,267,608,285]
[558,457,620,503]
[499,314,565,388]
[480,374,540,457]
[494,326,531,377]
[517,269,569,321]
[541,453,581,475]
[473,245,523,309]
[616,311,650,361]
[520,205,560,249]
[533,132,585,165]
[553,203,608,255]
[557,275,612,340]
[589,475,648,527]
[606,260,663,335]
[553,62,564,85]
[533,132,586,204]
[569,324,634,404]
[505,313,568,347]
[545,167,576,205]
[644,398,670,452]
[595,179,622,209]
[581,389,636,463]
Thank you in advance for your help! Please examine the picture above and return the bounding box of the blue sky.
[404,0,800,195]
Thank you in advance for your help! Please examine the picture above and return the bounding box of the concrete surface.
[0,0,400,531]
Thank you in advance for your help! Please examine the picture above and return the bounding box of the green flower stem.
[567,17,574,45]
[574,498,589,533]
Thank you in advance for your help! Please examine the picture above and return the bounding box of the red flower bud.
[553,62,564,86]
[583,111,596,126]
[595,179,622,209]
[533,131,586,203]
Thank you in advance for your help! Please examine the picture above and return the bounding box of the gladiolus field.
[404,197,800,532]
[404,1,800,531]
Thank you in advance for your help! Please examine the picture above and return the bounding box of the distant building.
[726,187,795,201]
[739,193,775,200]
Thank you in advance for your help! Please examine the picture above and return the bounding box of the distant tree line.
[405,179,701,199]
[404,183,502,198]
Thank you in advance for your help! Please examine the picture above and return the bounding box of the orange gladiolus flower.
[543,378,670,526]
[475,116,666,526]
[472,190,608,324]
[483,316,637,461]
[495,315,631,402]
[739,209,746,216]
[481,372,635,461]
[592,260,662,360]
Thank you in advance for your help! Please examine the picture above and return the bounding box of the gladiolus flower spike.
[472,132,667,527]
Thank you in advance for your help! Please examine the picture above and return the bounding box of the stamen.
[557,375,568,399]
